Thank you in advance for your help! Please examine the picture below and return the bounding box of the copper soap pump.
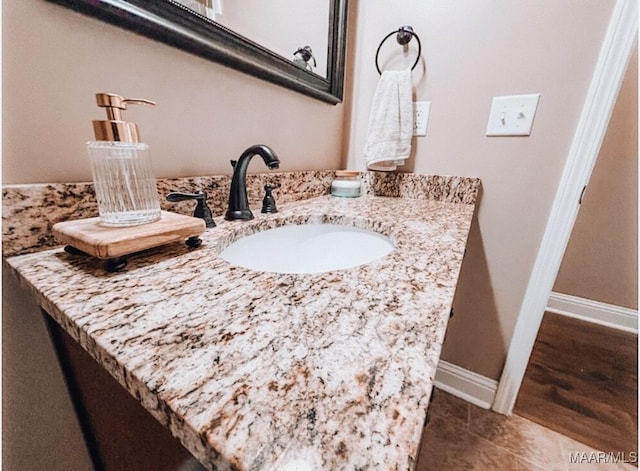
[92,92,155,143]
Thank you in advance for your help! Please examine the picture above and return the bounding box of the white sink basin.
[219,223,394,274]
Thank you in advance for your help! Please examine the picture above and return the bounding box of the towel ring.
[375,26,422,75]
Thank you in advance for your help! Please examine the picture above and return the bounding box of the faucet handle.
[166,191,216,228]
[261,183,281,214]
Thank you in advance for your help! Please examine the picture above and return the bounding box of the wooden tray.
[52,211,206,260]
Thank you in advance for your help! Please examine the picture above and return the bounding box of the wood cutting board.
[52,211,206,259]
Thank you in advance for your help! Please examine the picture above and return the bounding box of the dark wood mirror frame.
[47,0,348,104]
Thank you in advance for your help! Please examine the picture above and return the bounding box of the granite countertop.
[6,193,476,471]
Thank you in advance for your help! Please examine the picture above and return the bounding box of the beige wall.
[554,45,638,310]
[2,270,94,471]
[345,0,616,378]
[2,0,345,184]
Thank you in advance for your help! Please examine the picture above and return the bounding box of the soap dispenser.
[87,93,161,226]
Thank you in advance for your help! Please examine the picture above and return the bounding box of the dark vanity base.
[43,313,199,471]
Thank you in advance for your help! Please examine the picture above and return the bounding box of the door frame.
[492,0,638,415]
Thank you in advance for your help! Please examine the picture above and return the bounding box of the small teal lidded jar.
[331,170,361,198]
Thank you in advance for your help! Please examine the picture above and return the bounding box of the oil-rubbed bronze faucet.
[225,144,280,221]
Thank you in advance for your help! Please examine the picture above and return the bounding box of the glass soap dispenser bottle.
[87,93,161,226]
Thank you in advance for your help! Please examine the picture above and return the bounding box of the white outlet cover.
[486,94,540,136]
[413,101,431,137]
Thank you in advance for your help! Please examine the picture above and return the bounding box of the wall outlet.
[413,101,431,137]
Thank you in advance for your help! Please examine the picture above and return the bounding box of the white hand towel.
[363,69,413,171]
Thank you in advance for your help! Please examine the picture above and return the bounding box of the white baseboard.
[547,292,638,334]
[434,360,498,410]
[433,295,637,412]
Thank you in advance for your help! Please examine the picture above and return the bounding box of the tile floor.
[416,389,638,471]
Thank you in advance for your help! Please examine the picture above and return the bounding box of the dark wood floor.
[515,311,638,455]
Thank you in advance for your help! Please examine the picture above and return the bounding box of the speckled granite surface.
[6,182,478,470]
[2,172,480,257]
[2,171,335,257]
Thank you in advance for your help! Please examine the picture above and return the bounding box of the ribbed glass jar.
[331,170,361,198]
[87,141,161,226]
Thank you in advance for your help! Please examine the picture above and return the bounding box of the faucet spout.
[225,144,280,220]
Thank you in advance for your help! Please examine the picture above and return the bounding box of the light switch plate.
[486,94,540,136]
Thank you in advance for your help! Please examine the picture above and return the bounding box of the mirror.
[47,0,348,104]
[174,0,331,78]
